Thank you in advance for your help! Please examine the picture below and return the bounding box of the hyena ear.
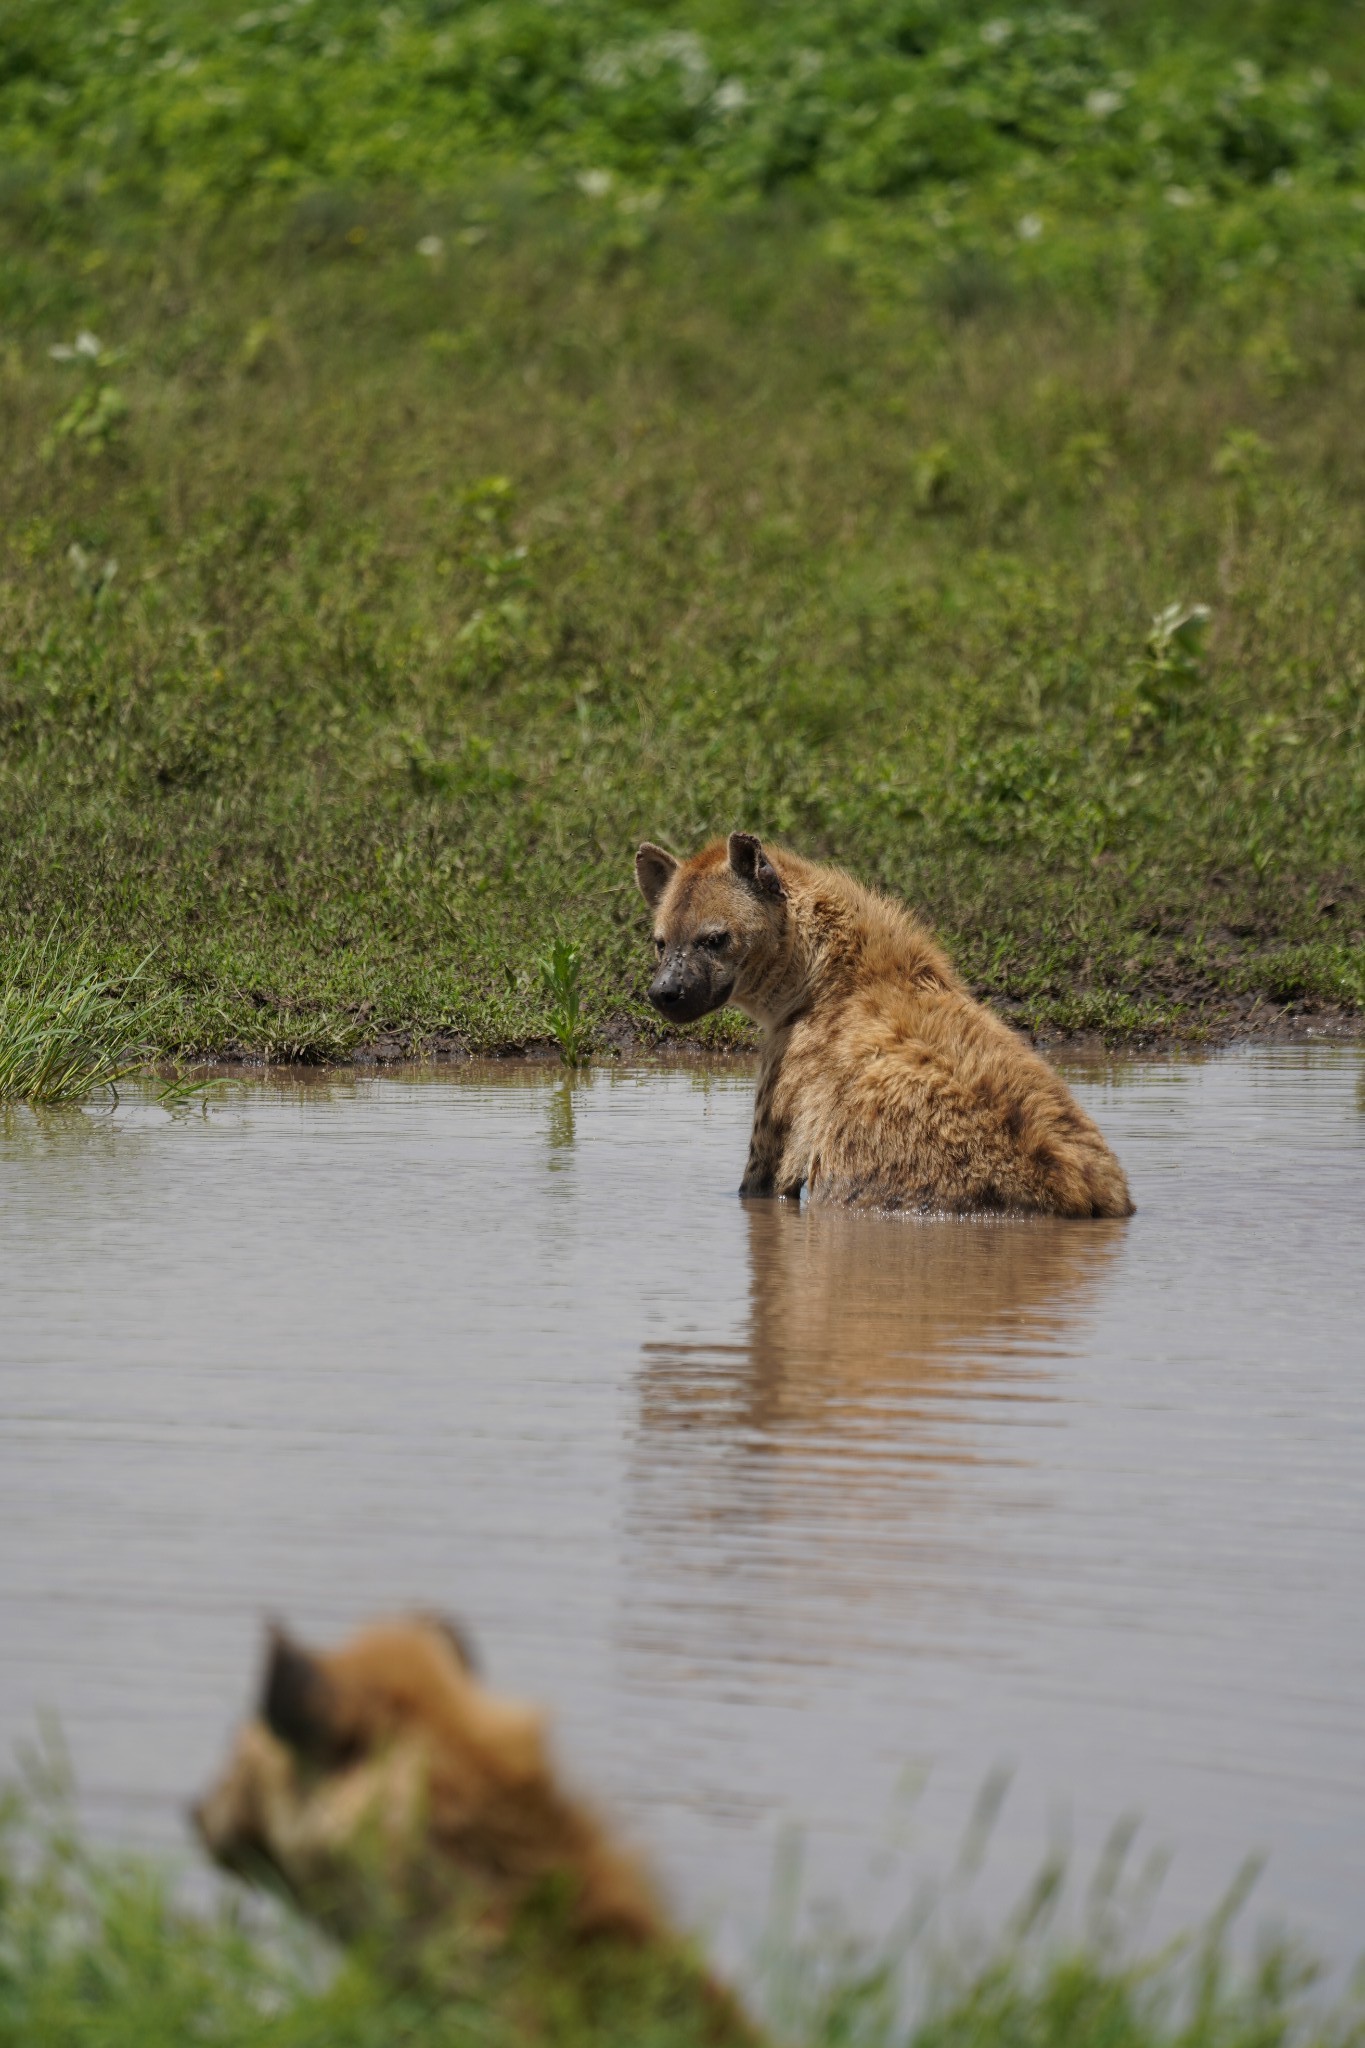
[414,1610,481,1675]
[635,841,678,909]
[728,832,785,901]
[261,1624,350,1765]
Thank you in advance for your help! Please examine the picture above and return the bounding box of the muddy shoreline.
[167,994,1365,1074]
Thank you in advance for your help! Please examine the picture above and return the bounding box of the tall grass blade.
[0,934,155,1104]
[539,937,591,1067]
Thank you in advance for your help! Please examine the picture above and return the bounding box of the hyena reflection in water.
[624,1208,1124,1688]
[640,1202,1124,1451]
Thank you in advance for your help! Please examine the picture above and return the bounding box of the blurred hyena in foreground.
[637,833,1133,1218]
[195,1613,764,2042]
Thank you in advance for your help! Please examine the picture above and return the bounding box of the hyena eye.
[699,931,730,952]
[653,936,665,955]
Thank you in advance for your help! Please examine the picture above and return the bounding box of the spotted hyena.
[636,833,1133,1216]
[194,1614,761,2041]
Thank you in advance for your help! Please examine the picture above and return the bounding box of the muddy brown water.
[1,1049,1363,1974]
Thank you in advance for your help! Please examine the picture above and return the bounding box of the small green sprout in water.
[0,936,154,1104]
[155,1069,226,1116]
[539,936,591,1066]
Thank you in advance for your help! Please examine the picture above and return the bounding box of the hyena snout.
[647,949,731,1025]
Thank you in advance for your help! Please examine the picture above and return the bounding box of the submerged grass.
[0,937,153,1103]
[0,1785,1360,2048]
[1,0,1363,1054]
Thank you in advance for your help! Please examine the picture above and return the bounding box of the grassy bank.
[2,2,1364,1058]
[2,1788,1360,2048]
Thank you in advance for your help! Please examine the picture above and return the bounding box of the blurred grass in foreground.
[1,0,1364,1053]
[2,1769,1361,2048]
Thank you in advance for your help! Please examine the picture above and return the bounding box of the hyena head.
[635,832,792,1026]
[193,1614,660,1948]
[191,1613,546,1934]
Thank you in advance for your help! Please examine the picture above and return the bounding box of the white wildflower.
[656,30,705,64]
[1164,185,1195,208]
[1017,213,1043,241]
[1085,87,1122,118]
[50,331,102,362]
[67,543,117,590]
[416,235,443,258]
[585,48,627,89]
[576,168,614,198]
[654,30,711,103]
[586,27,711,102]
[981,17,1013,45]
[712,77,749,115]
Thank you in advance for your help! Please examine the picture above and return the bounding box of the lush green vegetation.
[2,0,1364,1056]
[6,0,1365,298]
[0,934,152,1101]
[2,1783,1361,2048]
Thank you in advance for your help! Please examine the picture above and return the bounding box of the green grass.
[2,1782,1361,2048]
[1,0,1363,1057]
[0,934,153,1101]
[6,0,1365,299]
[540,937,592,1066]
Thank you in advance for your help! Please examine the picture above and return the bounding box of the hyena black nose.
[648,969,717,1025]
[647,972,683,1013]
